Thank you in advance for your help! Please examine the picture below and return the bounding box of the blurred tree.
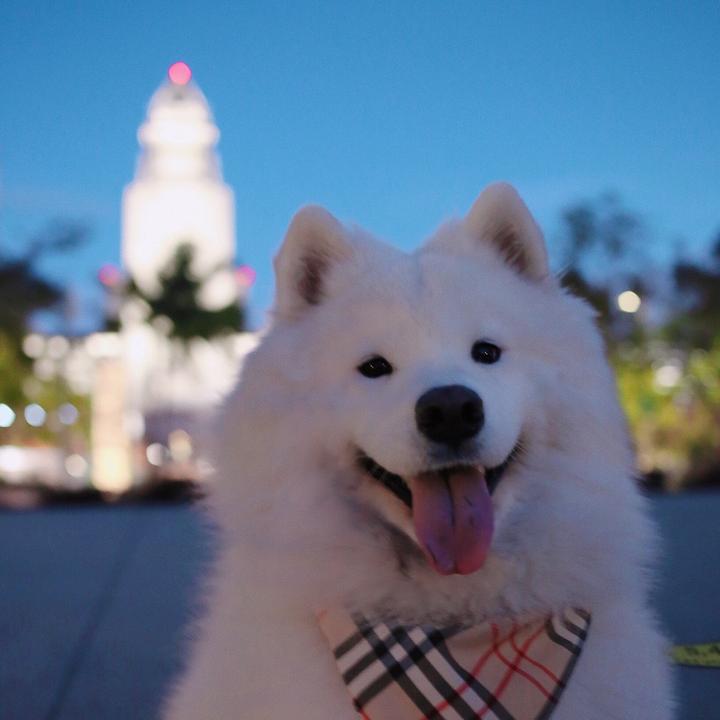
[561,194,642,268]
[557,196,720,488]
[558,193,648,344]
[664,234,720,350]
[0,222,89,448]
[616,336,720,488]
[0,222,87,347]
[126,242,244,342]
[0,335,27,408]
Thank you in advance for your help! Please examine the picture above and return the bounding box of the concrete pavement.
[0,493,717,719]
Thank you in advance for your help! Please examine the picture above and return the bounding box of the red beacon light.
[168,61,192,86]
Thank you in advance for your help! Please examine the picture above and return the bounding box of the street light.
[617,290,641,313]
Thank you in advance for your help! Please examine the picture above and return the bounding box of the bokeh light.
[0,404,16,428]
[235,265,256,288]
[146,443,166,467]
[57,403,79,426]
[64,454,88,479]
[98,264,123,287]
[24,404,47,427]
[47,335,69,359]
[168,61,192,85]
[617,290,641,313]
[22,334,45,358]
[654,362,683,390]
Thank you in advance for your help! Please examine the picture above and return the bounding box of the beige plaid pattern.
[317,607,590,720]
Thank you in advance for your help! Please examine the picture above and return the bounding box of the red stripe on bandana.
[430,629,499,716]
[492,624,555,699]
[316,607,591,720]
[509,633,563,688]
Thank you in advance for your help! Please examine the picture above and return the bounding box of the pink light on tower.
[235,265,256,289]
[168,61,192,85]
[98,263,123,288]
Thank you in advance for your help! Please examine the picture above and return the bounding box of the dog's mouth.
[358,447,520,508]
[357,445,521,576]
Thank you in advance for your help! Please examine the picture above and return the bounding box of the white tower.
[119,63,250,425]
[122,62,237,310]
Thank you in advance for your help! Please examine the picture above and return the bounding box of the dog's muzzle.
[356,444,522,576]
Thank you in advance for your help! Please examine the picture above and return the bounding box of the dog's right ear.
[463,183,549,281]
[273,205,354,320]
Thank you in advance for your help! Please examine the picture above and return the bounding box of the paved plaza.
[1,492,718,719]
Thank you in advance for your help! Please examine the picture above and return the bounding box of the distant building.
[123,61,236,308]
[119,63,254,428]
[106,63,255,488]
[1,63,256,494]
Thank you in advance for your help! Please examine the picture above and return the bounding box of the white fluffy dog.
[165,184,673,719]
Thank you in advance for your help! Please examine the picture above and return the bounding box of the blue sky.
[1,1,719,330]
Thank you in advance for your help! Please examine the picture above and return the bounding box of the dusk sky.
[1,1,719,330]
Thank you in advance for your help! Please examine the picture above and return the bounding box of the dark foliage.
[0,222,87,345]
[667,234,720,349]
[127,242,244,341]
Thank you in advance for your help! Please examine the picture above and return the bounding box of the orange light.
[168,61,192,85]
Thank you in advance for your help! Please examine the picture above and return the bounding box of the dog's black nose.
[415,385,484,447]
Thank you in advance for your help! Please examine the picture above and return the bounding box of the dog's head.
[256,183,617,580]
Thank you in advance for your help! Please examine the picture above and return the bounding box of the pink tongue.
[411,467,493,575]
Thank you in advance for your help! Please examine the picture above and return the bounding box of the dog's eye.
[471,341,502,365]
[357,356,393,378]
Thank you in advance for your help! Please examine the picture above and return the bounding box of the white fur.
[164,184,674,719]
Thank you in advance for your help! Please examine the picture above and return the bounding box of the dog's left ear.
[273,205,355,320]
[462,182,549,281]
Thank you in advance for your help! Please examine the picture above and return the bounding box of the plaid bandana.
[317,607,591,720]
